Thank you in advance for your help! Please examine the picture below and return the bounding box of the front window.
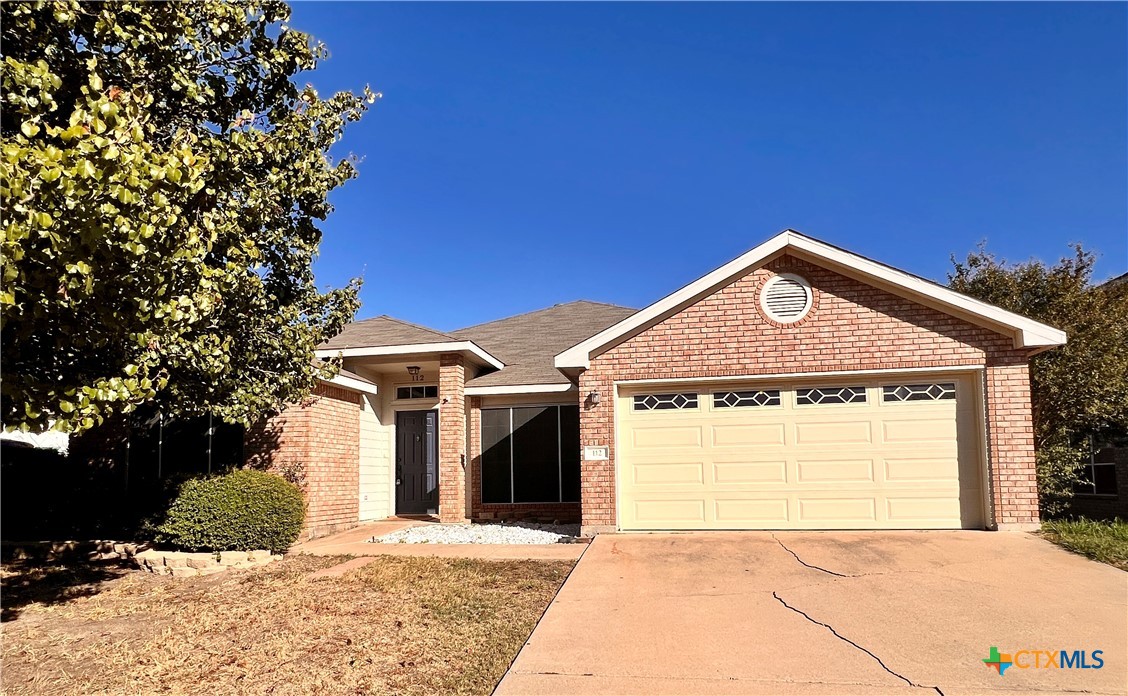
[396,385,438,400]
[481,405,580,504]
[1075,436,1119,496]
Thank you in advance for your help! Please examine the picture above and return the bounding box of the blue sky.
[288,2,1127,331]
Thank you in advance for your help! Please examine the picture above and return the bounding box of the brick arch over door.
[578,254,1037,531]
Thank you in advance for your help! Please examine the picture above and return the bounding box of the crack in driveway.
[772,591,944,695]
[771,533,854,577]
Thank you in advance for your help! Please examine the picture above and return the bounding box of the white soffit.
[555,229,1067,369]
[325,373,380,396]
[464,383,576,396]
[316,341,504,370]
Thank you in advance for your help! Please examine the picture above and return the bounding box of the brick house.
[260,230,1067,538]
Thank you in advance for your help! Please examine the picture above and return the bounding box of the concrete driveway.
[496,532,1126,695]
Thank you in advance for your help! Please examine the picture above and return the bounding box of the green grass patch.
[1041,518,1128,571]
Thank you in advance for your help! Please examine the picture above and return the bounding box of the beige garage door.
[617,375,985,530]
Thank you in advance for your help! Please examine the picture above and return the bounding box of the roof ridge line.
[369,314,456,340]
[452,300,636,332]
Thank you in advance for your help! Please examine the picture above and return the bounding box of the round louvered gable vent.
[760,273,812,323]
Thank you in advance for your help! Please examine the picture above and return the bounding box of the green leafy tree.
[949,245,1128,513]
[2,1,373,433]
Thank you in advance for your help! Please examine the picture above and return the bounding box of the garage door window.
[481,406,580,504]
[714,389,781,408]
[795,386,867,405]
[882,383,956,402]
[633,393,699,411]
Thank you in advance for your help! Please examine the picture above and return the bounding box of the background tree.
[2,1,374,432]
[949,245,1128,513]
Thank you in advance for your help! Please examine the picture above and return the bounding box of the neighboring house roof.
[1101,271,1128,288]
[454,301,637,389]
[321,315,457,349]
[556,229,1069,369]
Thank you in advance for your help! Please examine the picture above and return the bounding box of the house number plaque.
[583,446,609,461]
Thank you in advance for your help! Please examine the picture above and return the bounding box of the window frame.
[712,389,783,410]
[794,385,868,407]
[480,404,580,504]
[1075,435,1120,497]
[394,384,438,401]
[880,382,958,404]
[631,392,700,412]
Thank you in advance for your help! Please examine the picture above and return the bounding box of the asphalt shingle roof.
[320,302,637,388]
[454,301,637,387]
[320,315,457,350]
[1102,271,1128,288]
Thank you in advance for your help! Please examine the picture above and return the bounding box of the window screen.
[480,405,580,503]
[480,409,512,504]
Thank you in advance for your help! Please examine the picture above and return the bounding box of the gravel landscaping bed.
[372,522,581,545]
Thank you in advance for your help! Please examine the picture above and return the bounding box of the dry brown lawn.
[1,554,573,695]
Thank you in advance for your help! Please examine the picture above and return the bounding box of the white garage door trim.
[612,369,991,531]
[616,364,985,386]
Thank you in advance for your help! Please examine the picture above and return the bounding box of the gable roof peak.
[555,229,1067,370]
[319,313,456,350]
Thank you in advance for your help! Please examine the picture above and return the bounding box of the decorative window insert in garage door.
[616,374,986,531]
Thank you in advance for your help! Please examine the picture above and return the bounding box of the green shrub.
[156,469,305,553]
[1036,441,1087,517]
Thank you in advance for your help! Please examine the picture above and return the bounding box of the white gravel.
[371,522,581,545]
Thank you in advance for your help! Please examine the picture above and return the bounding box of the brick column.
[578,369,617,536]
[985,363,1040,530]
[438,353,467,523]
[468,396,482,520]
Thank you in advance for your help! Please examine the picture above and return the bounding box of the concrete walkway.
[496,531,1127,695]
[289,520,587,561]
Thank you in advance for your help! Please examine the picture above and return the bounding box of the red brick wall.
[245,384,361,540]
[983,363,1039,525]
[438,354,467,523]
[578,254,1039,531]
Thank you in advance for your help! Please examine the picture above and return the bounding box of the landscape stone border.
[1,540,283,578]
[2,540,146,564]
[133,549,282,577]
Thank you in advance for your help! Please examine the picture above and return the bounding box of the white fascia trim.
[555,230,1066,369]
[316,341,504,370]
[555,233,792,369]
[615,364,985,387]
[784,234,1067,349]
[465,383,576,396]
[325,374,380,396]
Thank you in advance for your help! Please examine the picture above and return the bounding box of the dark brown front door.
[396,410,438,515]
